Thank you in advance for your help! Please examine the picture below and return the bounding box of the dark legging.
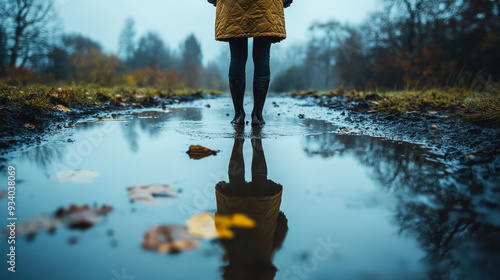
[228,37,272,79]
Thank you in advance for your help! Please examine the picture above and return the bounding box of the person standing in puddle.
[207,0,293,126]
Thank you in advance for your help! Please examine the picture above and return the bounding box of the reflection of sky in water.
[0,97,498,280]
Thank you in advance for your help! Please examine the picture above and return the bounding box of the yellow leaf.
[55,104,71,112]
[231,213,256,228]
[187,212,255,240]
[214,213,255,239]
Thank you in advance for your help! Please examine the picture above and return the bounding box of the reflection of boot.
[251,138,269,196]
[229,76,246,125]
[251,76,270,126]
[228,138,245,188]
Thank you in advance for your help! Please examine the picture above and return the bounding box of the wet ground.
[1,96,499,280]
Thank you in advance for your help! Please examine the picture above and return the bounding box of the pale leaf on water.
[51,169,101,183]
[127,184,177,203]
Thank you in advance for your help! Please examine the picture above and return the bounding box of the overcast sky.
[56,0,380,63]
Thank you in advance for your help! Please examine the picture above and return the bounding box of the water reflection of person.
[216,128,288,280]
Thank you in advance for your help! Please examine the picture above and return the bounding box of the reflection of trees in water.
[302,119,442,192]
[121,118,140,153]
[303,120,500,279]
[21,108,205,168]
[120,108,202,152]
[395,162,500,279]
[22,145,65,174]
[76,108,203,153]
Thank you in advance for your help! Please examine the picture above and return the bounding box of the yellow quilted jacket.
[215,0,286,43]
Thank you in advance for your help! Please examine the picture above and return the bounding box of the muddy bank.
[0,92,208,157]
[293,93,500,163]
[2,91,500,167]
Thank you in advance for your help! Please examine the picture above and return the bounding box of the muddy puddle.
[1,96,499,280]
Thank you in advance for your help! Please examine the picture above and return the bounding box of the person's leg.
[251,37,272,126]
[228,38,248,125]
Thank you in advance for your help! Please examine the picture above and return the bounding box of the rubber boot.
[229,76,246,125]
[251,76,270,126]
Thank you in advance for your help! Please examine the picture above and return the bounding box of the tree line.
[1,0,499,92]
[0,0,225,89]
[272,0,500,92]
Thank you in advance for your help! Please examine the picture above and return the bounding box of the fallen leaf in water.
[431,124,443,131]
[7,215,60,237]
[186,145,218,160]
[24,123,36,129]
[2,204,113,238]
[142,225,199,253]
[215,213,256,238]
[55,204,113,230]
[51,169,100,183]
[187,212,256,239]
[127,185,177,203]
[186,212,218,239]
[55,104,71,112]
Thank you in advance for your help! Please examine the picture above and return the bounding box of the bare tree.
[0,0,57,69]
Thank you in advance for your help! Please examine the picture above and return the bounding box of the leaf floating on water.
[55,204,113,230]
[127,184,177,203]
[142,225,199,254]
[24,123,36,129]
[186,212,256,239]
[5,215,60,237]
[186,145,218,160]
[431,124,443,131]
[51,169,100,183]
[2,204,113,238]
[215,213,256,239]
[186,212,219,239]
[55,104,71,112]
